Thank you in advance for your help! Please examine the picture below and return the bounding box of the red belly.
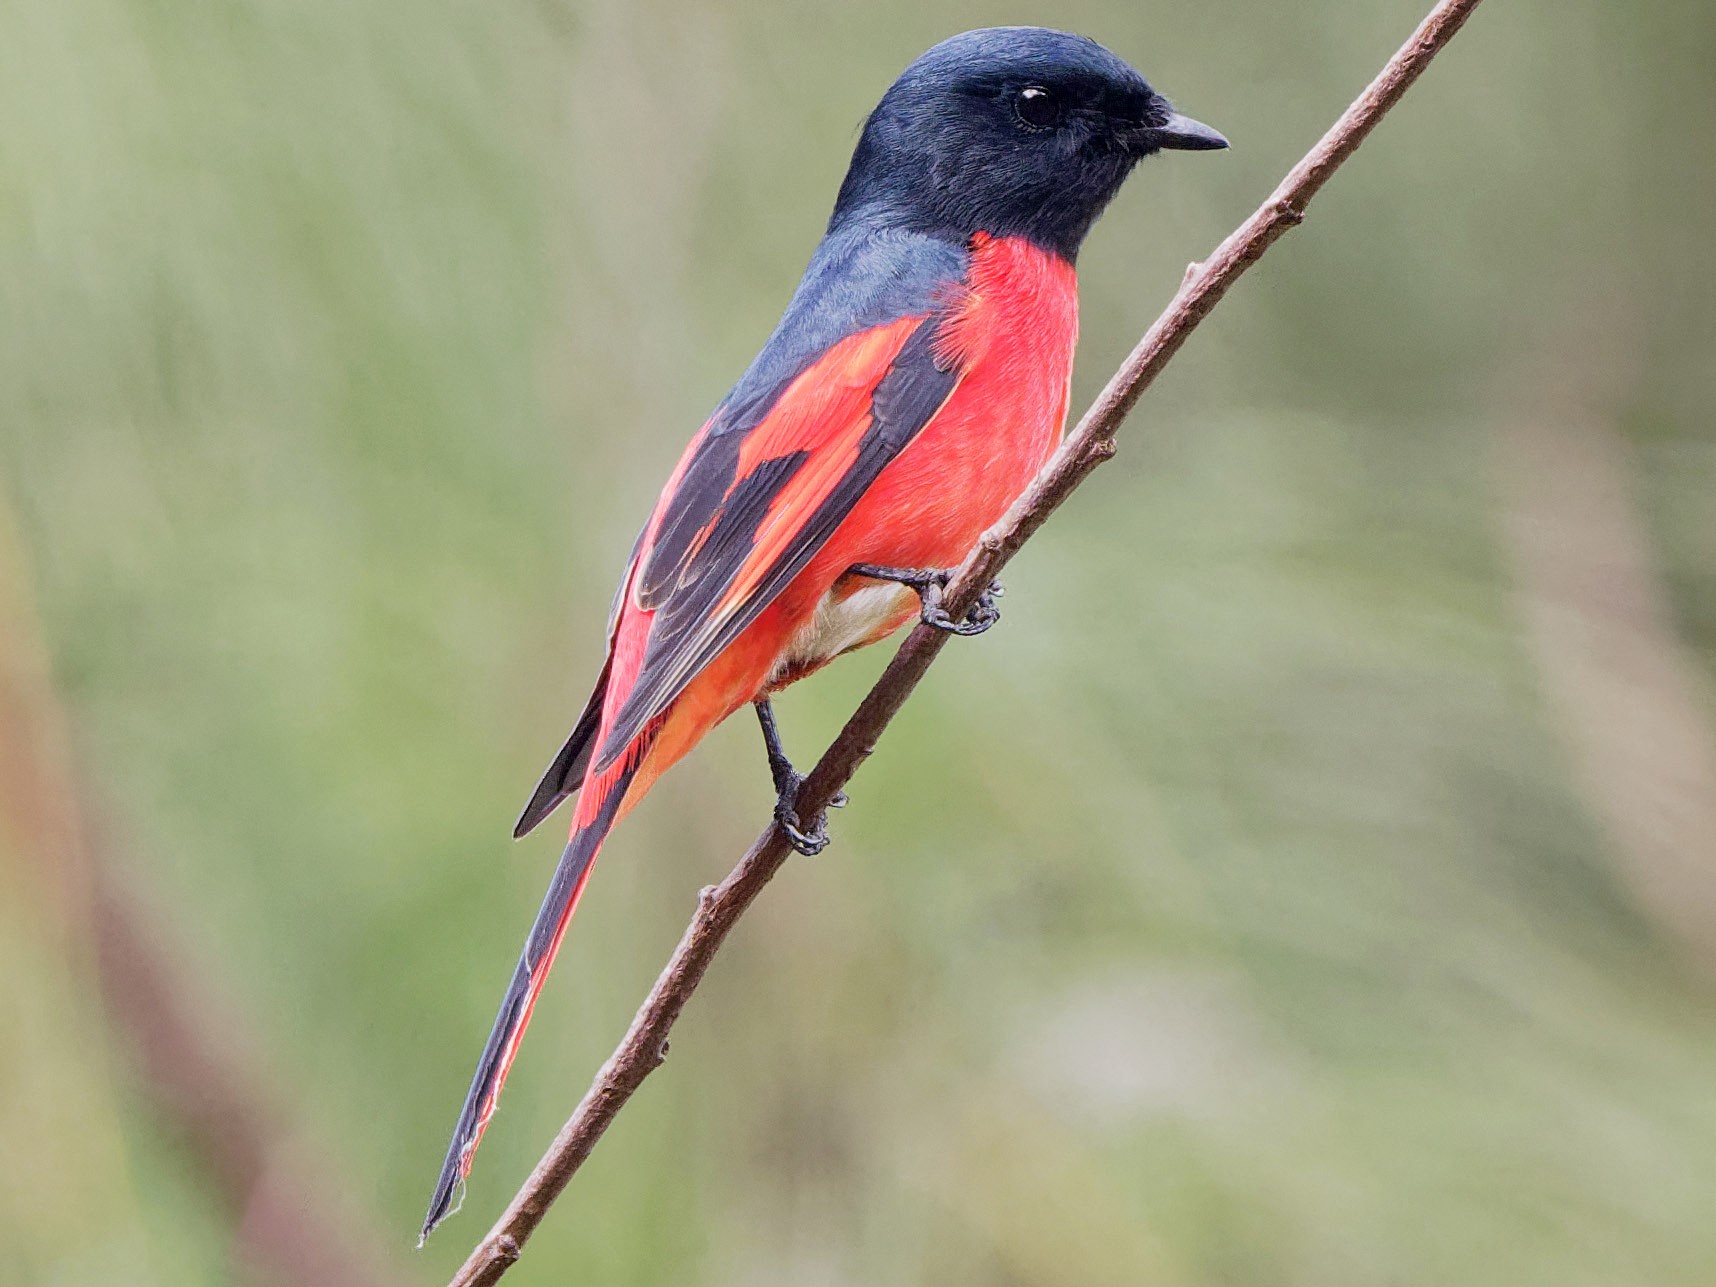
[618,234,1078,812]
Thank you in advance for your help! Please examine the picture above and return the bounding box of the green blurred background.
[4,0,1715,1283]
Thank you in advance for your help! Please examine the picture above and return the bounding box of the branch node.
[1181,261,1203,287]
[1085,438,1118,464]
[1274,198,1307,225]
[494,1236,521,1265]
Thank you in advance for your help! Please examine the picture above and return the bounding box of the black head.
[830,27,1225,261]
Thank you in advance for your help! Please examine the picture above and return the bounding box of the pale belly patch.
[772,581,915,683]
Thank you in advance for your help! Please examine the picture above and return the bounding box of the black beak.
[1149,111,1229,152]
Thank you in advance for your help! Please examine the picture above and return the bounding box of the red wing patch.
[594,315,962,766]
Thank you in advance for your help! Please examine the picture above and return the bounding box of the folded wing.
[594,310,963,766]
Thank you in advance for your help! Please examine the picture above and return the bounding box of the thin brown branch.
[448,2,1489,1281]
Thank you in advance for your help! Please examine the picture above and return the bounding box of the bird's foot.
[846,563,1002,636]
[756,698,845,855]
[773,770,834,857]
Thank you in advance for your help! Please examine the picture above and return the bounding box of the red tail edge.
[419,748,642,1244]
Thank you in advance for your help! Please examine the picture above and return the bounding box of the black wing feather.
[594,318,959,766]
[512,654,610,838]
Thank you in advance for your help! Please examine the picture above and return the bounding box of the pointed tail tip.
[422,1122,479,1246]
[419,1167,463,1246]
[423,776,632,1252]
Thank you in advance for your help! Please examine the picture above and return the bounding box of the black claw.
[775,801,831,856]
[770,763,834,856]
[920,581,1001,636]
[847,563,1003,636]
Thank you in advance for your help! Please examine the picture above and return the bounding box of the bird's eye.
[1012,85,1063,131]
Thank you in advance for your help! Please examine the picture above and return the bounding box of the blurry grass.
[2,0,1715,1284]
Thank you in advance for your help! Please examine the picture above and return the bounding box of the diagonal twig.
[446,1,1489,1280]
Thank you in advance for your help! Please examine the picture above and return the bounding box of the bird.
[421,25,1224,1240]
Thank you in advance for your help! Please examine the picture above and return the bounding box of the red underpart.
[612,232,1078,816]
[451,236,1078,1179]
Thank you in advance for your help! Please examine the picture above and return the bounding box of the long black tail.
[420,753,636,1243]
